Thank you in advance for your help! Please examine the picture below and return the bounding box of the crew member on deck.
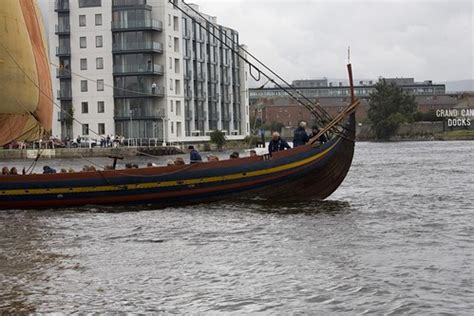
[293,121,309,147]
[188,145,202,163]
[268,132,291,156]
[309,125,327,144]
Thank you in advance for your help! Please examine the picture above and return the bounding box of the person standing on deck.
[309,125,328,144]
[188,145,202,163]
[268,132,291,156]
[293,121,309,147]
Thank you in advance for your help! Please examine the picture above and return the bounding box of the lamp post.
[162,118,168,147]
[129,108,133,145]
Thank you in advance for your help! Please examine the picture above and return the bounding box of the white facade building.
[49,0,249,143]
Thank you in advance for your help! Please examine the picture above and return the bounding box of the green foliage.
[244,135,259,146]
[413,110,444,122]
[263,121,285,133]
[209,129,227,151]
[368,80,417,140]
[249,115,263,130]
[64,107,74,126]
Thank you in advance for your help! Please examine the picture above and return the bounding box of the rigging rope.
[170,0,340,131]
[176,0,337,127]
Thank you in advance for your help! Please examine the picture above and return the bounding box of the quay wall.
[0,146,184,160]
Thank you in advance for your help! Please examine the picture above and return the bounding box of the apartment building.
[49,0,249,143]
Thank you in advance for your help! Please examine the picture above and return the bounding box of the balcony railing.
[113,0,147,6]
[112,41,162,52]
[114,86,164,97]
[115,108,165,119]
[56,68,71,78]
[55,23,70,34]
[185,110,193,120]
[57,89,72,100]
[55,0,70,11]
[113,64,163,74]
[56,46,71,56]
[111,19,162,31]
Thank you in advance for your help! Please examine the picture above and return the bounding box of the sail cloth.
[0,0,53,146]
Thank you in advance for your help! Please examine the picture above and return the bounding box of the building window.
[95,14,102,26]
[97,79,104,91]
[98,123,105,135]
[169,57,172,69]
[170,100,174,112]
[80,58,87,70]
[171,121,174,134]
[79,0,101,8]
[169,79,173,90]
[176,100,181,116]
[174,58,180,73]
[174,37,179,53]
[173,16,179,31]
[82,124,89,135]
[81,102,89,113]
[96,57,103,69]
[79,15,86,27]
[175,80,181,94]
[96,36,103,48]
[81,80,88,92]
[80,37,87,49]
[97,101,105,113]
[168,14,171,26]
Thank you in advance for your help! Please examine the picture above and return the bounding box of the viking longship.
[0,0,359,210]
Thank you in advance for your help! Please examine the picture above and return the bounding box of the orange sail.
[0,0,53,146]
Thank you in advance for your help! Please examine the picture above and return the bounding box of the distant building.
[250,78,455,128]
[49,0,249,143]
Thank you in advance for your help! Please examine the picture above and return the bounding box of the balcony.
[57,111,65,122]
[195,74,205,82]
[56,46,71,56]
[111,19,162,32]
[113,0,147,6]
[115,108,165,121]
[55,0,69,12]
[113,64,163,76]
[55,23,70,35]
[185,110,193,120]
[114,86,164,98]
[57,89,72,100]
[56,68,71,79]
[112,41,163,54]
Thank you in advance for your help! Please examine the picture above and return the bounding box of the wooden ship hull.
[0,113,355,210]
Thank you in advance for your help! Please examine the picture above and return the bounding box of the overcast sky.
[39,0,473,83]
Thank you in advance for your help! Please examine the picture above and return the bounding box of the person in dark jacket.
[268,132,291,156]
[188,145,202,163]
[293,121,309,147]
[309,125,328,144]
[43,166,57,174]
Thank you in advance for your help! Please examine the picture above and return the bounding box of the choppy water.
[0,141,473,314]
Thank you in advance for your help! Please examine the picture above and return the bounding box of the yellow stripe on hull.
[0,141,339,196]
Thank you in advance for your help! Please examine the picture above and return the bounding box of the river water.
[0,141,472,314]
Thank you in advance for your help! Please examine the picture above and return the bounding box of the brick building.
[250,78,461,128]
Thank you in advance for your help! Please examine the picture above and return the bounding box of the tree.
[368,80,417,140]
[263,121,285,133]
[209,129,227,151]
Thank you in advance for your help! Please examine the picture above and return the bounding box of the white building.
[49,0,249,143]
